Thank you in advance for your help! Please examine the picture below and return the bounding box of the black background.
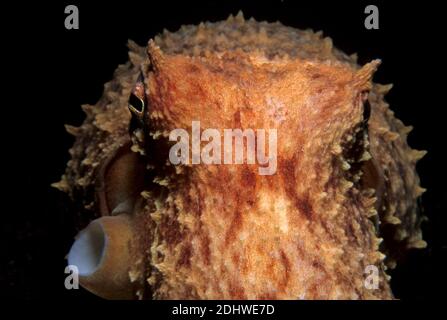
[2,0,446,303]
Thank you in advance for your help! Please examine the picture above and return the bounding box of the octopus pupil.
[363,99,371,124]
[128,93,144,114]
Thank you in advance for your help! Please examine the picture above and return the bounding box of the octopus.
[54,12,426,299]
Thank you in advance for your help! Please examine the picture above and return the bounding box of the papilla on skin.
[169,121,277,175]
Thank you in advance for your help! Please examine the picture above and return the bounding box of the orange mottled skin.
[56,13,425,299]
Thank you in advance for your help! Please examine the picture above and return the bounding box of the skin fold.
[54,13,426,299]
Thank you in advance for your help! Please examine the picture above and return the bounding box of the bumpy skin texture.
[55,13,426,299]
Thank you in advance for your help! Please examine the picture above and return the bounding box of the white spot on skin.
[266,96,287,123]
[258,191,290,233]
[275,198,289,233]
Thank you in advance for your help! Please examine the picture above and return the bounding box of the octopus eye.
[360,90,371,127]
[363,99,371,124]
[128,71,147,121]
[128,92,145,115]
